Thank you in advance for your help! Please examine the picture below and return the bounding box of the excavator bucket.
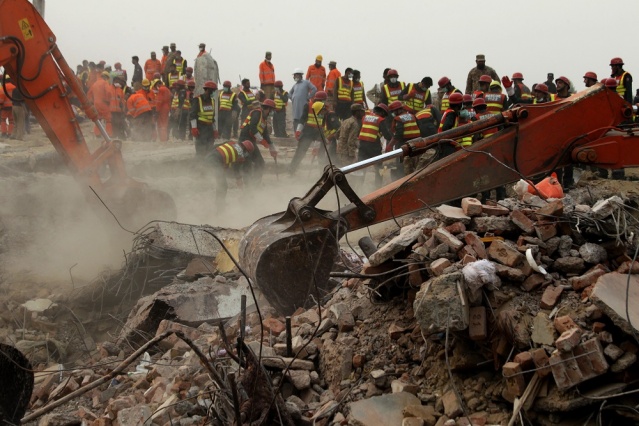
[239,209,342,316]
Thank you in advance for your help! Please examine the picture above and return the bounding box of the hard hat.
[387,69,399,77]
[479,75,492,84]
[241,140,255,153]
[223,80,232,87]
[610,57,624,66]
[388,100,404,112]
[203,81,218,90]
[187,80,195,88]
[511,72,524,80]
[312,101,325,115]
[462,94,473,103]
[142,78,150,86]
[555,76,571,86]
[274,80,283,87]
[101,71,110,78]
[583,71,597,80]
[448,93,464,105]
[438,76,450,88]
[262,99,277,109]
[374,103,389,115]
[535,83,549,94]
[185,67,193,73]
[293,68,304,75]
[316,55,323,61]
[175,80,186,86]
[153,72,161,79]
[490,80,502,88]
[472,97,486,108]
[314,91,328,100]
[604,78,618,89]
[350,103,365,112]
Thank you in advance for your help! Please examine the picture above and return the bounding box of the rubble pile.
[10,189,639,425]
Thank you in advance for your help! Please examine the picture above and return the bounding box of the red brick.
[482,204,510,216]
[511,209,535,234]
[550,350,584,390]
[468,306,487,341]
[433,228,464,251]
[503,362,526,396]
[522,273,546,292]
[458,245,477,259]
[488,239,524,267]
[550,338,608,390]
[555,328,583,352]
[262,318,286,335]
[464,233,487,259]
[569,268,607,291]
[461,197,482,216]
[407,263,424,287]
[462,254,477,265]
[535,222,557,241]
[430,258,451,276]
[445,221,466,235]
[592,322,606,333]
[513,351,534,370]
[540,285,563,309]
[352,354,366,369]
[554,315,578,334]
[579,338,609,375]
[536,199,564,219]
[531,348,552,377]
[617,260,639,274]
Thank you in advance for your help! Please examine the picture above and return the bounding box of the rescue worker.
[386,101,421,177]
[172,51,187,76]
[289,99,327,175]
[164,43,178,83]
[335,67,354,120]
[337,103,365,167]
[273,80,289,137]
[415,103,441,138]
[160,46,169,77]
[532,84,555,104]
[554,76,575,187]
[87,71,113,137]
[170,80,190,140]
[113,62,127,84]
[379,69,404,106]
[154,80,172,142]
[126,80,153,140]
[207,140,254,207]
[603,78,626,180]
[476,75,492,99]
[306,55,326,92]
[190,81,219,157]
[259,51,276,100]
[131,56,143,86]
[289,68,317,130]
[144,52,162,81]
[610,57,633,103]
[502,73,532,104]
[357,104,392,187]
[87,62,99,89]
[438,77,462,112]
[323,103,341,162]
[583,72,598,88]
[351,70,368,110]
[555,76,572,99]
[326,61,341,107]
[110,76,127,140]
[182,67,195,86]
[218,80,239,140]
[466,54,500,94]
[10,85,25,141]
[0,76,16,138]
[438,92,465,158]
[238,79,256,127]
[545,73,558,94]
[239,100,278,184]
[166,63,181,89]
[484,81,509,115]
[400,77,433,114]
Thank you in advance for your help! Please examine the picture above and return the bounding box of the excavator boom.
[240,84,639,315]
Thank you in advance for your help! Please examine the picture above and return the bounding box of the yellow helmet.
[142,78,150,87]
[312,101,325,115]
[490,80,502,88]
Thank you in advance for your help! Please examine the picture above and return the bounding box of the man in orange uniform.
[154,80,172,142]
[127,80,153,140]
[87,71,113,137]
[0,76,16,138]
[326,61,341,108]
[306,55,326,92]
[144,52,162,81]
[259,51,276,100]
[109,76,127,139]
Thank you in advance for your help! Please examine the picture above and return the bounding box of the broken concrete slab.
[591,273,639,336]
[414,272,469,332]
[369,219,436,266]
[349,392,420,426]
[436,205,471,225]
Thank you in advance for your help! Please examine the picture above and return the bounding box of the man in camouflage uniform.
[465,54,499,94]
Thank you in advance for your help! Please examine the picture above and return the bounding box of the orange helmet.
[187,80,195,88]
[241,140,255,153]
[438,76,450,88]
[555,76,571,86]
[610,57,624,66]
[387,69,399,77]
[262,99,276,109]
[314,91,328,100]
[535,83,549,94]
[604,78,618,89]
[374,103,389,115]
[462,94,473,104]
[479,75,493,84]
[175,79,186,86]
[274,80,283,87]
[449,93,463,105]
[511,72,524,80]
[203,81,218,90]
[223,80,232,87]
[388,100,404,112]
[472,98,486,108]
[583,71,597,80]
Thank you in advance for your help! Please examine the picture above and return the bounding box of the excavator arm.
[0,0,174,223]
[240,84,639,315]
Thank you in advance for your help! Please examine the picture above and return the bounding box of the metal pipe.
[339,148,404,174]
[285,316,292,357]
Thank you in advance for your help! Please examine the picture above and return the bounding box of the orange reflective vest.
[306,65,326,91]
[216,142,240,167]
[438,109,472,146]
[336,77,353,102]
[393,112,420,141]
[326,69,341,93]
[109,85,125,113]
[126,93,152,117]
[171,91,191,111]
[144,59,162,80]
[259,61,275,85]
[415,106,434,121]
[404,83,430,113]
[515,82,532,101]
[219,91,236,111]
[358,113,385,143]
[1,82,15,108]
[383,82,405,103]
[240,109,266,137]
[484,93,506,115]
[353,81,365,104]
[440,88,461,111]
[476,111,498,138]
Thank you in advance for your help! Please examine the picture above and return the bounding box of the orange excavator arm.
[0,0,173,221]
[240,84,639,315]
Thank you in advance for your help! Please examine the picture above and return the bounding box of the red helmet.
[462,94,473,104]
[262,99,276,109]
[153,72,161,79]
[203,81,218,90]
[387,69,399,77]
[535,83,549,94]
[374,103,389,114]
[472,97,486,108]
[583,71,597,81]
[241,140,255,153]
[185,67,194,73]
[175,79,186,86]
[610,57,624,66]
[604,78,618,89]
[187,80,195,88]
[511,72,524,80]
[479,75,493,84]
[555,76,571,86]
[274,80,283,87]
[449,93,463,105]
[438,76,451,88]
[388,100,404,112]
[223,80,232,87]
[314,91,328,100]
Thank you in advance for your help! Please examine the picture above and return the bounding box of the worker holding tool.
[239,99,278,185]
[386,101,421,178]
[218,80,239,140]
[273,80,289,137]
[337,103,366,166]
[190,80,219,157]
[207,140,255,208]
[400,77,433,114]
[288,93,328,176]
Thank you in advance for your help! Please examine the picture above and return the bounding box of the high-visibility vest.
[168,72,180,89]
[515,82,532,101]
[404,83,430,112]
[484,93,506,115]
[109,85,124,112]
[126,93,152,117]
[1,83,15,108]
[337,78,353,102]
[240,109,266,136]
[239,90,256,108]
[383,82,405,103]
[358,113,385,143]
[173,58,186,74]
[216,142,239,167]
[353,81,365,104]
[393,113,421,141]
[196,96,215,124]
[439,109,473,147]
[533,93,556,104]
[416,106,433,121]
[476,111,498,138]
[170,91,190,111]
[306,101,324,128]
[219,91,236,111]
[440,88,461,111]
[615,71,629,99]
[274,90,288,111]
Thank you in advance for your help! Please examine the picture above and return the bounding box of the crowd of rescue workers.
[0,45,635,204]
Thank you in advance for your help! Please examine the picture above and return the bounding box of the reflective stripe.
[240,109,266,135]
[168,73,180,88]
[353,81,365,104]
[337,78,353,101]
[126,93,152,117]
[516,82,531,100]
[259,62,275,85]
[440,88,461,110]
[615,71,628,98]
[383,82,405,102]
[415,107,433,120]
[404,83,430,112]
[219,91,236,111]
[274,90,288,110]
[306,102,323,128]
[477,112,498,137]
[394,113,420,140]
[216,142,238,166]
[240,90,256,106]
[197,96,215,124]
[173,58,186,74]
[484,93,505,115]
[438,109,472,145]
[358,113,384,142]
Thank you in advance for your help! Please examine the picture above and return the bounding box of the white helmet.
[293,68,304,75]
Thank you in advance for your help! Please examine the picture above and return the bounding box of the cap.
[476,54,485,61]
[198,43,205,48]
[316,55,323,61]
[266,51,272,56]
[350,103,365,112]
[170,42,176,47]
[162,45,169,51]
[132,55,139,60]
[329,60,336,66]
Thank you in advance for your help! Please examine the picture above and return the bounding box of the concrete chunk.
[349,392,421,426]
[591,273,639,335]
[414,272,469,332]
[369,218,437,266]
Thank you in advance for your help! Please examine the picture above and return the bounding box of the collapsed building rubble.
[4,183,639,425]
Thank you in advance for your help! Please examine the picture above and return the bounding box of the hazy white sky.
[42,0,639,93]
